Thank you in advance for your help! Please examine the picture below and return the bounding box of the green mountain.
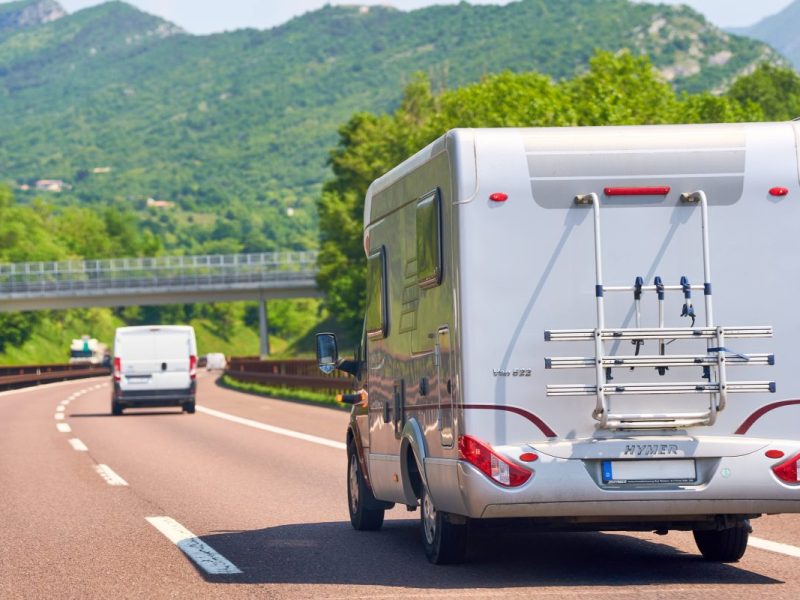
[731,1,800,70]
[0,0,787,254]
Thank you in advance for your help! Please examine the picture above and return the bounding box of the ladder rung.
[605,415,712,429]
[545,326,773,342]
[545,353,774,369]
[607,411,711,422]
[546,381,776,396]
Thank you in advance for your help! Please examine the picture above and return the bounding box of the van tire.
[693,526,749,562]
[347,444,384,531]
[111,401,123,416]
[420,483,468,564]
[183,400,196,414]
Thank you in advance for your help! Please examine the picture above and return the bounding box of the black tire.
[111,401,123,416]
[183,400,196,414]
[693,526,749,562]
[420,482,468,564]
[347,444,385,531]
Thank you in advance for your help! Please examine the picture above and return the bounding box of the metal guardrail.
[224,358,352,393]
[0,363,110,391]
[0,252,318,295]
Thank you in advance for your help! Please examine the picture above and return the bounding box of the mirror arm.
[336,359,360,377]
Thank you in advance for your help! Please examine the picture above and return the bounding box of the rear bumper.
[113,381,195,406]
[424,437,800,520]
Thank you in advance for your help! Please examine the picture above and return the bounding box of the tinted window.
[366,246,388,339]
[416,190,442,288]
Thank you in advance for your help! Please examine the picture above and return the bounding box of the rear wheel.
[183,400,196,414]
[693,526,749,562]
[347,445,384,531]
[420,482,468,564]
[111,401,123,416]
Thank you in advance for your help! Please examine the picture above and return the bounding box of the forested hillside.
[733,0,800,70]
[0,0,786,257]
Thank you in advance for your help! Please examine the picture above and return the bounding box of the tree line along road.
[1,373,800,599]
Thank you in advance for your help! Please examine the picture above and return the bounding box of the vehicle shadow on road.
[69,411,183,418]
[198,519,780,588]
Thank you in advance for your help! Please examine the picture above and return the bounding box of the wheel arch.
[400,417,428,505]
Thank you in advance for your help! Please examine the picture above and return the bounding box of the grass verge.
[220,374,348,410]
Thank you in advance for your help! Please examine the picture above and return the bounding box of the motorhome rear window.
[416,190,442,288]
[366,246,388,339]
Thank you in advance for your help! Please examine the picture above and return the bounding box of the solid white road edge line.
[749,536,800,559]
[146,516,242,575]
[68,438,88,452]
[94,464,128,486]
[196,405,346,450]
[56,423,71,433]
[0,377,107,399]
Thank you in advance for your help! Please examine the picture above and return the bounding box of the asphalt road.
[2,373,800,599]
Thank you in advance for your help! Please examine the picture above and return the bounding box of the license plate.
[602,459,696,484]
[126,376,150,385]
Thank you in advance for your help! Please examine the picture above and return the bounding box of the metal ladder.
[544,191,775,430]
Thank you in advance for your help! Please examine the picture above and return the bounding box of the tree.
[725,64,800,122]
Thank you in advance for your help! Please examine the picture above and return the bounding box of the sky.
[54,0,796,34]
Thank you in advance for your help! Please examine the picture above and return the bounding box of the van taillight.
[113,357,121,382]
[189,355,197,379]
[772,452,800,485]
[458,435,532,487]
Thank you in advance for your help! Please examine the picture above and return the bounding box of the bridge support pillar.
[258,298,270,359]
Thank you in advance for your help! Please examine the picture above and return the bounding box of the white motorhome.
[317,123,800,564]
[112,325,198,415]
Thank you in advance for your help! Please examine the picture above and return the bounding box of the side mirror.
[316,333,339,374]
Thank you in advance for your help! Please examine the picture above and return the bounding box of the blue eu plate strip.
[602,460,613,482]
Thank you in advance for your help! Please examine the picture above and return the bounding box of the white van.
[205,352,227,371]
[111,325,198,415]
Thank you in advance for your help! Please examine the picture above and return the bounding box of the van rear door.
[119,329,192,392]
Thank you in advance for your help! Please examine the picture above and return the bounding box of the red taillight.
[189,355,197,379]
[113,357,121,382]
[489,192,508,203]
[458,435,532,487]
[772,452,800,485]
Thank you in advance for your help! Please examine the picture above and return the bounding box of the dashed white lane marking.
[68,438,88,452]
[750,536,800,559]
[56,423,72,433]
[196,405,346,450]
[59,400,70,406]
[146,517,242,575]
[54,413,65,421]
[94,464,128,486]
[56,405,65,413]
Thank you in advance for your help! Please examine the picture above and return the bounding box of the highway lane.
[2,374,800,598]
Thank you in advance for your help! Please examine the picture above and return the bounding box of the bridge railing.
[0,252,318,294]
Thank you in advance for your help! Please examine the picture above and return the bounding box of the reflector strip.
[604,186,671,196]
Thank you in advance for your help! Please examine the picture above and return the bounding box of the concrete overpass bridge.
[0,252,320,356]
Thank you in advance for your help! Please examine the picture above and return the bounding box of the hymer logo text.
[623,444,679,456]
